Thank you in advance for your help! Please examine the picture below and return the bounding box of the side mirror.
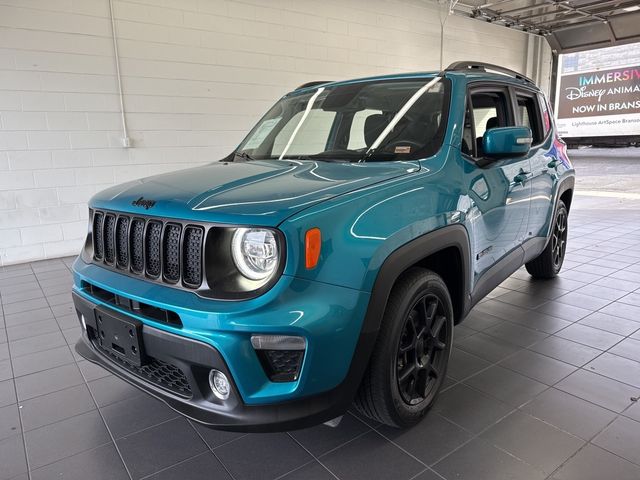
[483,126,532,158]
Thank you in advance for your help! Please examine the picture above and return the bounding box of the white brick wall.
[0,0,552,266]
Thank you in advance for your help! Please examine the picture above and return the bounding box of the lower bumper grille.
[94,341,192,398]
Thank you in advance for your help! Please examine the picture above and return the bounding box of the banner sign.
[557,66,640,119]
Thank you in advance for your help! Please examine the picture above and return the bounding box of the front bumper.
[75,293,364,431]
[72,258,374,431]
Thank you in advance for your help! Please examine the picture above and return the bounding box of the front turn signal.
[305,228,321,269]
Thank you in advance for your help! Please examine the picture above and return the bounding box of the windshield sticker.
[244,118,281,149]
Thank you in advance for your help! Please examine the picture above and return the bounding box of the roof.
[447,0,640,53]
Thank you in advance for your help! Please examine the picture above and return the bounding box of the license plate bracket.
[94,307,147,367]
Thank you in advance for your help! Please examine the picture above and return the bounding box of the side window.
[515,94,542,144]
[462,101,475,156]
[347,109,383,150]
[469,90,511,158]
[272,110,336,156]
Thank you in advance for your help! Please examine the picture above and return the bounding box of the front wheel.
[354,268,454,428]
[526,200,568,279]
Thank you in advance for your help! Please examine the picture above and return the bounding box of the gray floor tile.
[574,283,627,301]
[100,393,179,439]
[555,292,612,311]
[432,383,513,434]
[578,312,640,336]
[433,437,546,480]
[87,374,141,408]
[14,363,84,401]
[30,443,129,480]
[0,379,16,407]
[552,444,640,480]
[473,299,529,322]
[529,336,602,367]
[535,301,593,321]
[8,331,67,358]
[115,417,207,479]
[146,452,232,480]
[497,310,572,334]
[521,387,617,440]
[379,413,472,466]
[554,324,624,350]
[24,410,111,470]
[484,322,549,347]
[0,360,11,382]
[555,369,638,412]
[624,400,640,423]
[215,432,312,480]
[190,421,246,449]
[6,318,60,342]
[0,434,28,480]
[2,298,50,316]
[11,345,74,377]
[20,384,96,431]
[499,349,576,385]
[0,404,20,441]
[619,291,640,307]
[463,310,505,331]
[77,359,111,382]
[592,277,640,293]
[609,337,640,363]
[585,352,640,388]
[494,291,548,309]
[319,431,423,480]
[593,416,640,466]
[464,365,548,407]
[447,348,491,381]
[455,333,521,363]
[289,412,369,457]
[599,301,640,322]
[481,411,584,475]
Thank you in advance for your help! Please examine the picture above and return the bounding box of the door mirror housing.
[483,126,532,158]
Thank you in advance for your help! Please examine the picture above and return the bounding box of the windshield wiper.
[233,151,256,162]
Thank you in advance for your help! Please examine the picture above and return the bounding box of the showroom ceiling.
[448,0,640,53]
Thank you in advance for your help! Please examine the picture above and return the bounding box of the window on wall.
[515,94,542,144]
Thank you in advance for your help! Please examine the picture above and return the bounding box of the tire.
[354,268,454,428]
[525,200,568,279]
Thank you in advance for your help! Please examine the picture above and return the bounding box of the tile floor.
[1,196,640,480]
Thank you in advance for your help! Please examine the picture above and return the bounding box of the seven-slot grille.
[92,210,204,289]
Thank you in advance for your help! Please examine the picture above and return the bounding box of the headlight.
[231,228,279,280]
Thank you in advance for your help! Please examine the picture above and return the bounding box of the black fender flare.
[339,224,472,402]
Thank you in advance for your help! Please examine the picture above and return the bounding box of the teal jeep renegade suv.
[72,61,575,431]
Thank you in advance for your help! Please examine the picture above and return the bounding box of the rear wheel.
[354,268,454,427]
[526,200,568,279]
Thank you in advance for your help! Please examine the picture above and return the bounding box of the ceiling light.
[623,5,640,12]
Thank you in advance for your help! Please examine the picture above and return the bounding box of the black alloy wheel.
[396,294,448,405]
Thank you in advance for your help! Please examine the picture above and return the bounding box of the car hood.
[89,159,420,226]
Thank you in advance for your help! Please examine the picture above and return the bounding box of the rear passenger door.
[462,85,532,281]
[512,89,555,240]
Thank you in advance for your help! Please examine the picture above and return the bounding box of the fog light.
[209,369,230,400]
[80,314,87,330]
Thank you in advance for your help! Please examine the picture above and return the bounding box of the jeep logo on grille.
[131,197,156,210]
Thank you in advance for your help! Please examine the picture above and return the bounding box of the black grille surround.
[90,209,205,291]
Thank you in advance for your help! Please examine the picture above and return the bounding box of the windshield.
[235,77,450,162]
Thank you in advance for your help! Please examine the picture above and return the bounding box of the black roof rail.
[295,80,331,90]
[445,61,535,85]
